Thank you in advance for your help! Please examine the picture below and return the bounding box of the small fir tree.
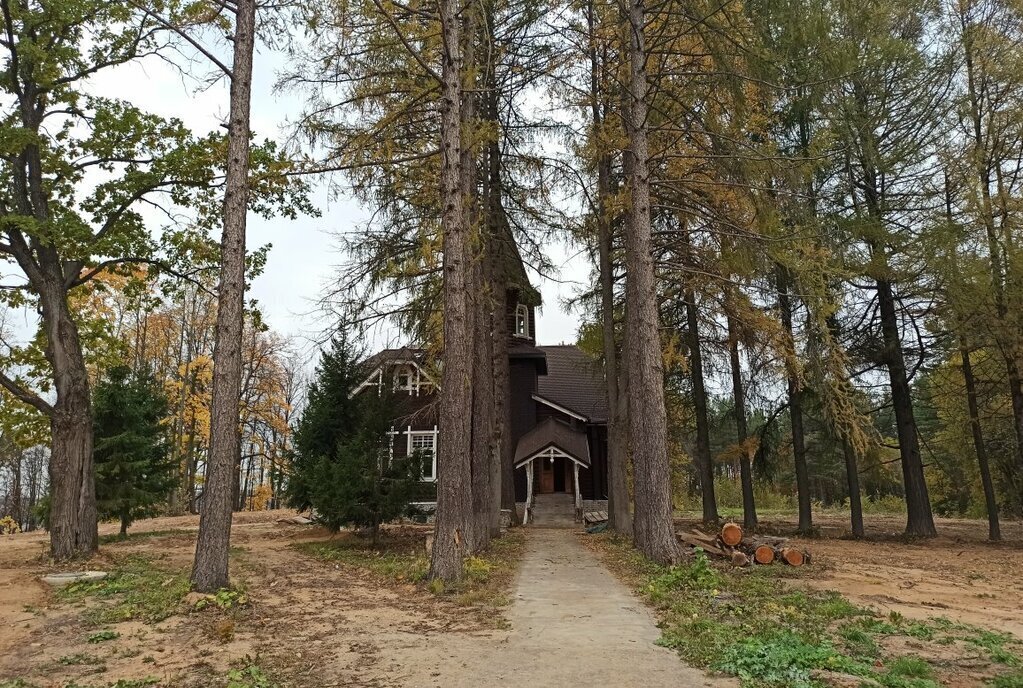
[287,334,425,542]
[93,367,175,537]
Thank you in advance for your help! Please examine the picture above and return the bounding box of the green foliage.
[226,661,276,688]
[93,366,175,535]
[714,633,850,687]
[287,332,369,511]
[58,555,189,625]
[193,588,248,611]
[288,333,424,538]
[86,630,120,643]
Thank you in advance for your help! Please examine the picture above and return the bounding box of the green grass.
[57,555,190,626]
[590,533,1023,688]
[97,529,192,545]
[294,538,430,583]
[295,530,525,610]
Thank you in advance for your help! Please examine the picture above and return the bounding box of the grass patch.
[97,529,192,545]
[226,657,278,688]
[294,529,525,610]
[588,533,1023,687]
[57,555,190,626]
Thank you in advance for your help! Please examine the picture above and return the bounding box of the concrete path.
[404,528,732,687]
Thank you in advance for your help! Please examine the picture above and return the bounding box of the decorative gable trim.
[531,393,588,422]
[350,360,439,398]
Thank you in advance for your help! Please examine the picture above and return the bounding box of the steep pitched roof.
[535,345,609,423]
[513,417,591,467]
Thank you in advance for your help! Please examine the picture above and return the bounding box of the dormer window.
[514,303,529,338]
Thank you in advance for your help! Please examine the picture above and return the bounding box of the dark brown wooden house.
[353,294,609,522]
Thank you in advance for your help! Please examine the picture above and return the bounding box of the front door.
[538,459,555,493]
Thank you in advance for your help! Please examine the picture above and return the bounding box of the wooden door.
[539,460,555,493]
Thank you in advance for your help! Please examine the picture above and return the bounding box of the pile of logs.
[678,522,810,568]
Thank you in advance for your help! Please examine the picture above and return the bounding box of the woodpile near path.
[678,523,811,568]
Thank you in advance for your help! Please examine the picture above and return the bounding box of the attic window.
[514,304,529,338]
[393,366,414,392]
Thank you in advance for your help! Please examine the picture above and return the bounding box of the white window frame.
[514,303,529,338]
[407,425,438,481]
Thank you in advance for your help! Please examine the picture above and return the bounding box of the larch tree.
[826,0,948,537]
[622,0,682,565]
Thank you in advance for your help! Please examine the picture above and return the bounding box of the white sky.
[80,43,589,356]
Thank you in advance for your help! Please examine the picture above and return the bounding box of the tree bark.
[876,277,936,537]
[623,0,682,565]
[191,0,256,592]
[726,312,757,532]
[960,346,1000,541]
[42,283,99,560]
[430,0,473,581]
[683,288,717,524]
[776,265,812,534]
[841,439,865,538]
[586,0,630,535]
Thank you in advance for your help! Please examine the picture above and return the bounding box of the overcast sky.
[78,42,589,357]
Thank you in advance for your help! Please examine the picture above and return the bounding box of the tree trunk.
[726,311,757,532]
[684,288,717,524]
[586,0,630,535]
[120,513,130,538]
[623,0,681,565]
[876,277,936,537]
[430,0,473,581]
[192,0,256,592]
[41,283,99,560]
[961,346,1000,541]
[776,265,812,534]
[841,439,865,538]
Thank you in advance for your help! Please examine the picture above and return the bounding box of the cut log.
[679,534,729,558]
[754,545,776,565]
[780,548,805,567]
[730,551,749,567]
[720,522,743,547]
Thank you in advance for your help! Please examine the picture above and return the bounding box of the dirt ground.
[679,513,1023,638]
[2,511,1021,687]
[0,511,503,687]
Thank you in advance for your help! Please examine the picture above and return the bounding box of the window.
[408,428,438,481]
[394,366,413,392]
[514,303,529,338]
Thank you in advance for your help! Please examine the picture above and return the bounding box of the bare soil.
[679,513,1023,638]
[0,511,502,687]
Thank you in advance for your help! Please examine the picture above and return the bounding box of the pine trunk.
[684,288,717,524]
[191,0,256,592]
[624,0,681,565]
[727,312,757,532]
[776,265,812,534]
[961,346,1000,541]
[431,0,473,581]
[841,440,865,538]
[876,277,936,537]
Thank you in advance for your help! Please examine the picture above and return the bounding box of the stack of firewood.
[678,523,810,568]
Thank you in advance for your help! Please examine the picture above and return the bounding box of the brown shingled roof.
[535,345,609,423]
[513,417,591,467]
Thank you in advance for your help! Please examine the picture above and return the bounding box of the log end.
[720,522,743,547]
[754,544,776,565]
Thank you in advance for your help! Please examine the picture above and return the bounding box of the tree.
[93,366,175,537]
[0,0,224,560]
[301,397,424,545]
[287,332,368,511]
[623,0,683,566]
[191,0,258,593]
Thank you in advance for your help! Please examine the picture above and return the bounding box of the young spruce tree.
[93,367,175,537]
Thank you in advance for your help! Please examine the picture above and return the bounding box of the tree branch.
[0,371,53,416]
